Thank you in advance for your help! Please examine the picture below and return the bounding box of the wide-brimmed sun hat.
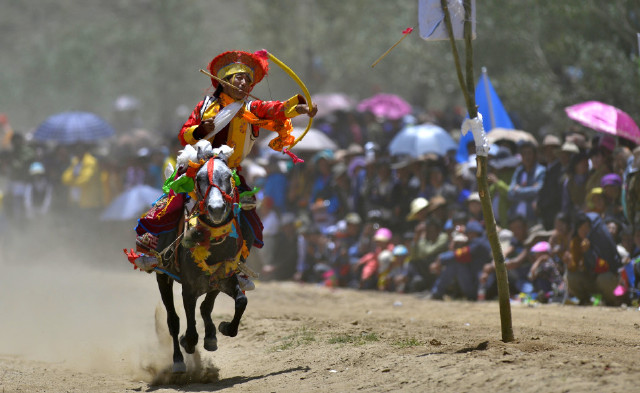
[406,197,429,221]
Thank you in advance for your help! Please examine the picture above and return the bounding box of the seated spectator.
[567,212,622,306]
[23,162,53,221]
[528,241,564,303]
[549,212,572,273]
[429,221,491,300]
[480,215,533,299]
[466,192,483,224]
[409,217,448,292]
[561,152,590,219]
[261,212,298,281]
[385,245,412,293]
[355,227,394,290]
[600,173,624,221]
[487,145,520,229]
[294,223,329,283]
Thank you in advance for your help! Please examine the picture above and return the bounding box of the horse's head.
[193,144,237,225]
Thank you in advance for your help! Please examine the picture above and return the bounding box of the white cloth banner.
[418,0,476,41]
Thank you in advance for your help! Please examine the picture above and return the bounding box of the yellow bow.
[266,51,313,150]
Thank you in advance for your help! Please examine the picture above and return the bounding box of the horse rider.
[130,50,317,287]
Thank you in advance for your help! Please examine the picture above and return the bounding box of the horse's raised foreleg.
[218,276,247,337]
[179,289,198,354]
[200,291,220,351]
[156,274,186,373]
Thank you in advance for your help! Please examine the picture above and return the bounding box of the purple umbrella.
[565,101,640,145]
[357,93,412,120]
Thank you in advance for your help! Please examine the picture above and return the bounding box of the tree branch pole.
[441,0,514,342]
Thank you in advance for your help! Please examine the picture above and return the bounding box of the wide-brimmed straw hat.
[406,197,429,221]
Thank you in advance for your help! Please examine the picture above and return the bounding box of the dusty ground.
[1,223,640,392]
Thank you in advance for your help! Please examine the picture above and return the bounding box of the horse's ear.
[195,140,214,162]
[176,144,197,169]
[212,145,234,164]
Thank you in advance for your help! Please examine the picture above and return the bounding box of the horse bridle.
[196,157,238,216]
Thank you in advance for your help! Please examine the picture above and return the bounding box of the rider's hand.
[296,103,318,118]
[200,118,215,133]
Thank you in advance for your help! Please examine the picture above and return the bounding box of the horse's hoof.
[172,361,187,374]
[180,335,196,354]
[204,337,218,351]
[218,321,238,337]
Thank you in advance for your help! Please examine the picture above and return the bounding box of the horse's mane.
[176,141,234,171]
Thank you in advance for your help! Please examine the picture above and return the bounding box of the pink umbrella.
[357,93,412,120]
[565,101,640,145]
[311,93,356,118]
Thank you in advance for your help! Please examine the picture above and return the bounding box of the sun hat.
[29,162,45,175]
[531,241,551,253]
[392,245,409,256]
[406,197,429,221]
[465,221,484,235]
[451,231,469,243]
[467,192,481,203]
[345,212,362,225]
[600,173,622,187]
[560,142,580,154]
[373,227,392,242]
[542,134,561,147]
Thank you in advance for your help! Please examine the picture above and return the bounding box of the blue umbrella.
[33,111,115,144]
[388,123,458,158]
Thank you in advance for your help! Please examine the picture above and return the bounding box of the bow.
[263,51,314,150]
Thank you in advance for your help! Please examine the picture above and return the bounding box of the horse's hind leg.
[200,291,220,351]
[156,274,186,373]
[179,289,198,354]
[218,277,247,337]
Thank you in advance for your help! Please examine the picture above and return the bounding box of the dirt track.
[2,244,640,393]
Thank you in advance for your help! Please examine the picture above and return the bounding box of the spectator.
[537,134,564,230]
[600,173,624,221]
[487,145,520,229]
[481,215,533,299]
[23,162,53,221]
[385,244,412,293]
[429,221,491,300]
[561,152,590,220]
[262,212,298,280]
[409,217,448,292]
[355,227,394,290]
[61,143,103,211]
[567,212,622,306]
[508,140,546,226]
[528,241,564,302]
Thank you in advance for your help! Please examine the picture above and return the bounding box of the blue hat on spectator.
[392,245,408,256]
[466,221,484,235]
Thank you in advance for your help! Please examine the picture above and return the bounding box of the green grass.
[328,332,380,345]
[269,327,316,352]
[392,337,423,348]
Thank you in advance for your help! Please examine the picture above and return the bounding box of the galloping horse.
[156,142,255,373]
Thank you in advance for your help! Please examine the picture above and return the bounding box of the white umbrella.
[100,184,163,221]
[259,127,338,153]
[388,123,458,157]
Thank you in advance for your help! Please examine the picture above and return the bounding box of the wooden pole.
[441,0,514,342]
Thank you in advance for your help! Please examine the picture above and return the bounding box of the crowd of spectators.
[1,104,639,307]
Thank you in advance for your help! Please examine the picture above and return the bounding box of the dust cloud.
[0,213,227,382]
